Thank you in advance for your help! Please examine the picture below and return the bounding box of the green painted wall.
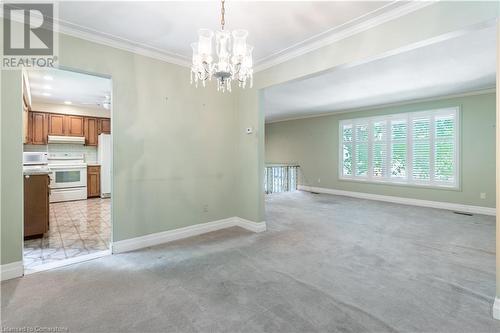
[1,23,255,265]
[266,93,496,208]
[1,70,24,266]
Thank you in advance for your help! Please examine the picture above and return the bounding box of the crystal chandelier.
[190,0,253,92]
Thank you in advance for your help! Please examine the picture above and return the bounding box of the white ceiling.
[56,1,410,67]
[262,25,497,122]
[27,68,112,109]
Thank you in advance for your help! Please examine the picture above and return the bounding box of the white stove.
[48,153,87,203]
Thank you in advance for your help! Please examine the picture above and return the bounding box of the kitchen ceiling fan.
[81,95,111,109]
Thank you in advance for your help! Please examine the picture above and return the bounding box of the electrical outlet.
[480,192,486,199]
[317,178,321,183]
[203,204,209,213]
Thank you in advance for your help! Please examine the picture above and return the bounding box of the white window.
[339,107,459,188]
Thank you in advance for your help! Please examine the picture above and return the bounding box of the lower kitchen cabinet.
[24,174,49,238]
[87,165,101,198]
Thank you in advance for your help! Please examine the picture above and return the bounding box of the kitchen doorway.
[22,67,113,273]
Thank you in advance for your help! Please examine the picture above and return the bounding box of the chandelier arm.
[195,63,210,81]
[232,62,242,76]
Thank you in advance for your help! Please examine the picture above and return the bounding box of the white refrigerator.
[98,133,111,198]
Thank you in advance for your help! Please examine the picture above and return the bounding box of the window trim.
[338,107,460,190]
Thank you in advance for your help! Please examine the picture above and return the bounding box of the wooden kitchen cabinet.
[87,165,101,198]
[48,114,84,137]
[24,174,49,238]
[98,118,111,134]
[85,117,99,146]
[26,111,110,145]
[66,115,85,136]
[48,113,66,135]
[29,112,48,145]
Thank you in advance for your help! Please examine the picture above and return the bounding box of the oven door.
[49,166,87,189]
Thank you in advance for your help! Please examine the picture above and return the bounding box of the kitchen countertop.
[23,170,51,176]
[23,166,51,176]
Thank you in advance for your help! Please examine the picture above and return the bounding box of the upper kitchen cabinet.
[85,117,99,146]
[99,118,111,134]
[29,112,48,145]
[48,114,85,137]
[66,115,85,136]
[48,113,66,136]
[25,111,110,145]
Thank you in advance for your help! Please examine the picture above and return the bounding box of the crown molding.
[56,19,192,68]
[265,88,496,124]
[1,1,434,71]
[1,7,192,68]
[254,1,435,72]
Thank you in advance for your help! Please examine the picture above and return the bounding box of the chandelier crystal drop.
[190,0,253,92]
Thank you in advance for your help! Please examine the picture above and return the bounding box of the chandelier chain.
[220,0,225,30]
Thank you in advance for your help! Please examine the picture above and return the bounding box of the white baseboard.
[493,297,500,320]
[112,217,267,254]
[1,261,24,281]
[235,217,267,232]
[298,185,496,216]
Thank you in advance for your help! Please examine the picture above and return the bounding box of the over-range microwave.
[23,152,48,165]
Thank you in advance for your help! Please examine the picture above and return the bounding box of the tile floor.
[24,198,111,270]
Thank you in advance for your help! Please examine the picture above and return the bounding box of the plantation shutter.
[412,116,431,181]
[434,113,456,184]
[372,121,387,178]
[355,123,369,177]
[390,119,407,179]
[342,123,353,176]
